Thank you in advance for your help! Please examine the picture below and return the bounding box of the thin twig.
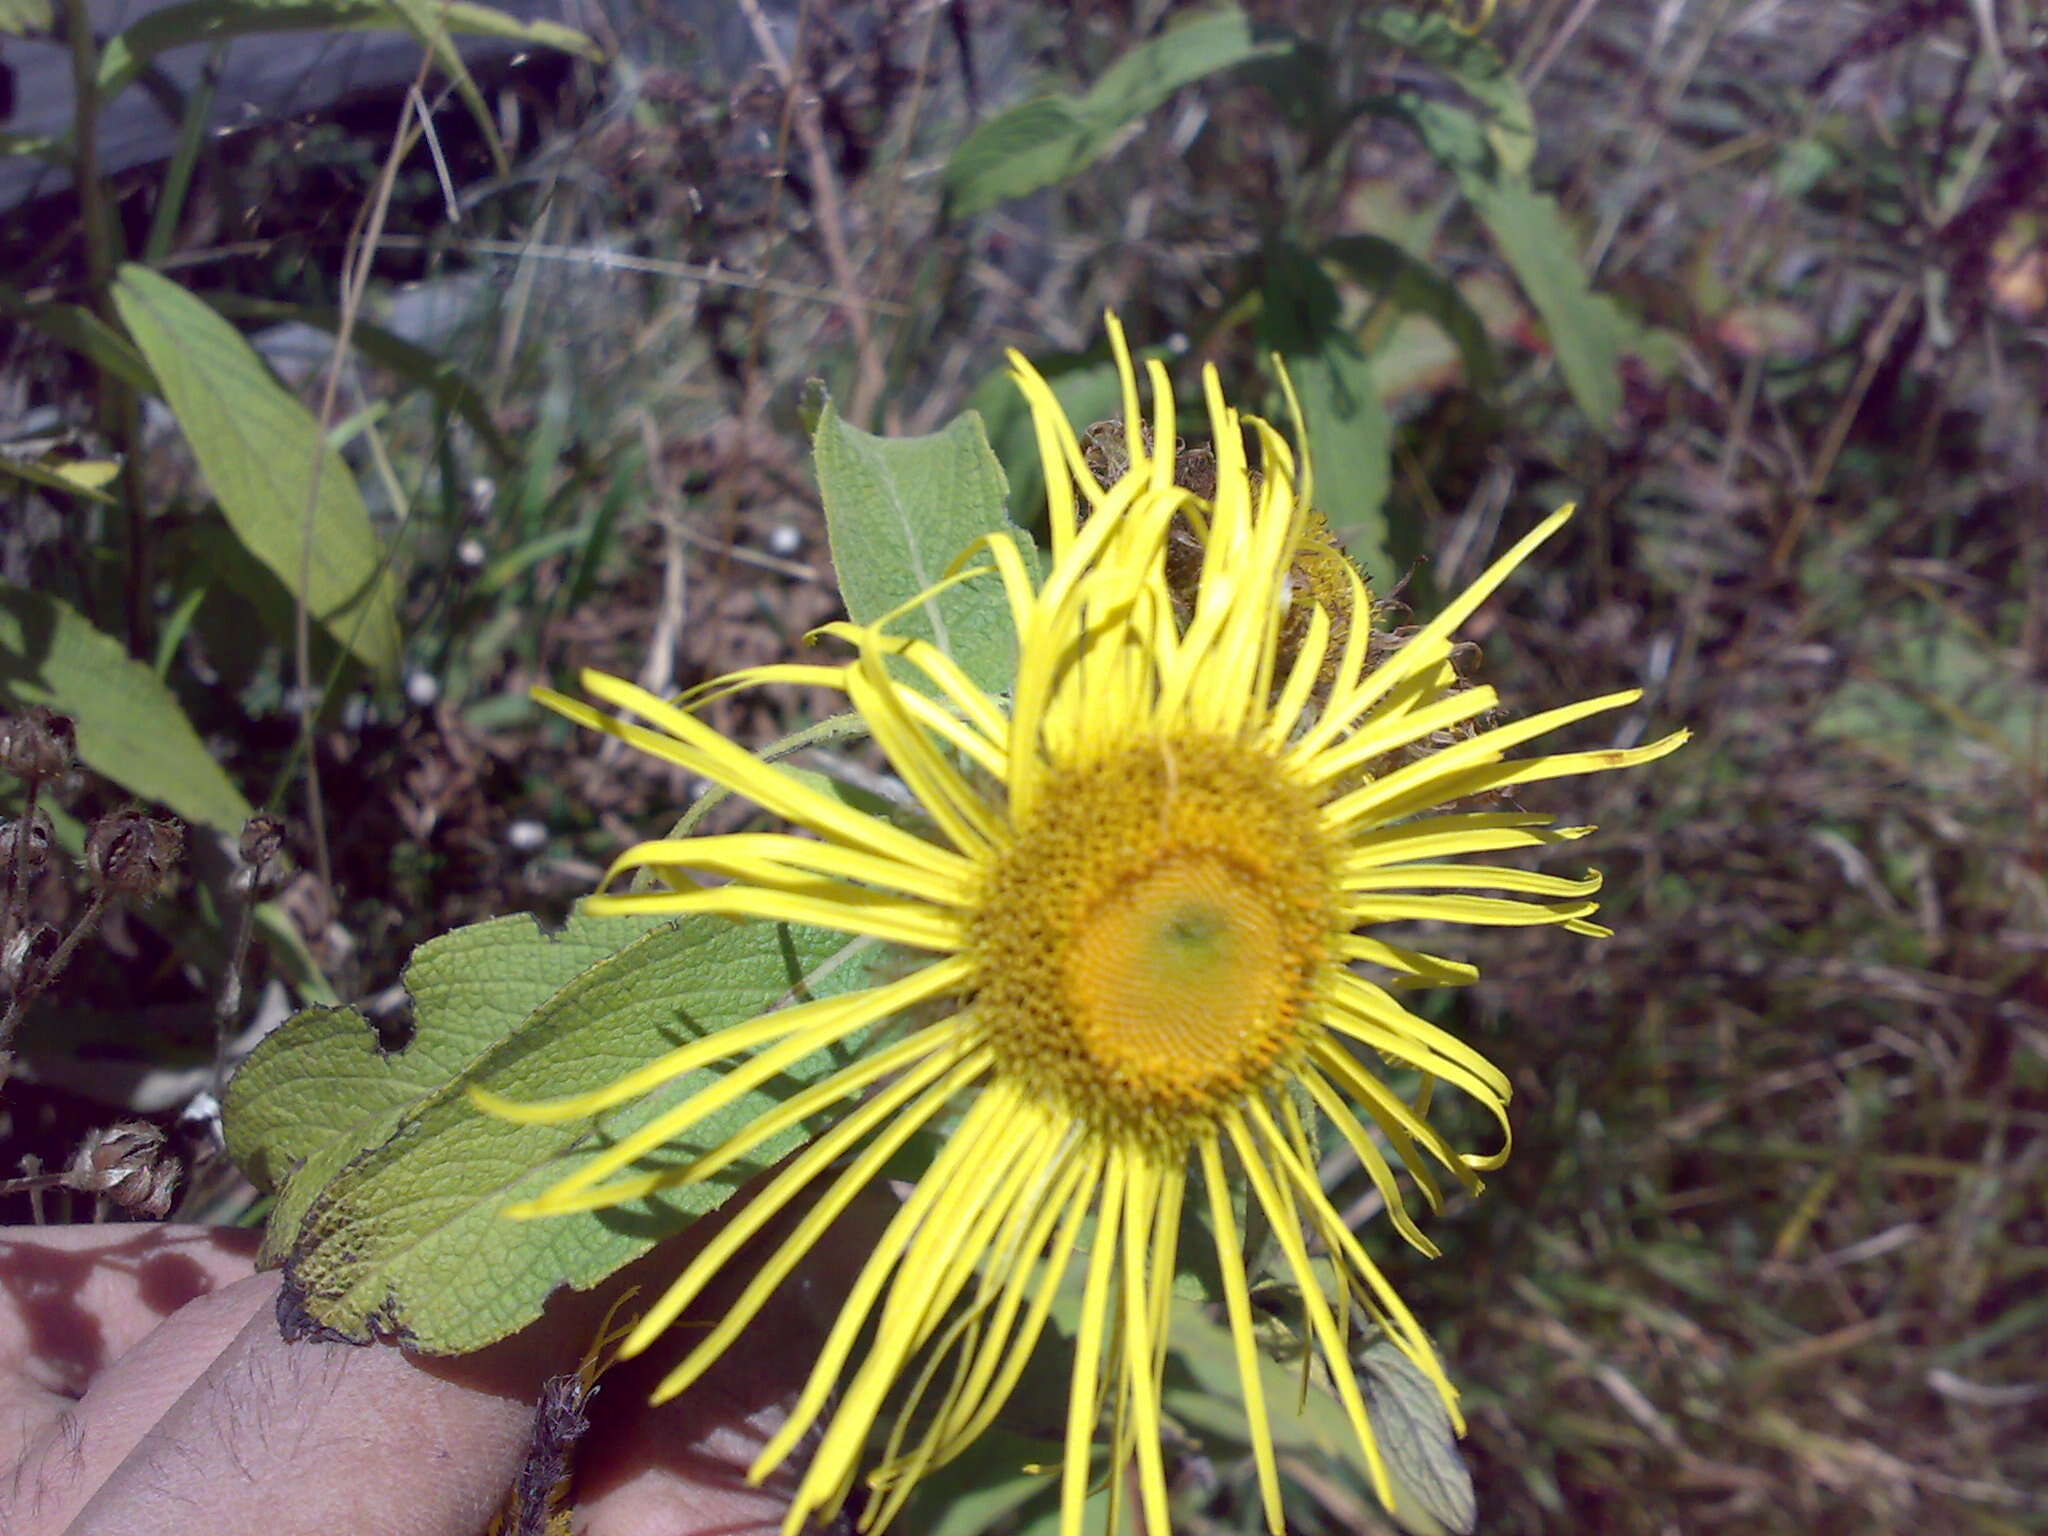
[0,888,110,1083]
[0,239,914,316]
[633,411,691,707]
[734,0,888,423]
[1768,282,1919,573]
[63,0,153,660]
[1518,0,1604,91]
[292,55,436,897]
[0,777,36,958]
[211,886,259,1098]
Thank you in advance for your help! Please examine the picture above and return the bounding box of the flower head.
[482,317,1686,1534]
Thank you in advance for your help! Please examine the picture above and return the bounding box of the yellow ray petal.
[1198,1133,1285,1532]
[475,958,965,1130]
[606,832,973,909]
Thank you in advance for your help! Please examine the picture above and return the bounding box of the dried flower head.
[0,809,55,885]
[0,707,75,784]
[68,1121,180,1217]
[85,810,184,902]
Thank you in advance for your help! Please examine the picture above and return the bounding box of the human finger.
[0,1222,262,1514]
[57,1267,586,1536]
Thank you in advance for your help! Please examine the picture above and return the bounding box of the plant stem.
[211,878,259,1097]
[63,0,114,295]
[0,886,110,1092]
[0,777,37,958]
[64,0,152,658]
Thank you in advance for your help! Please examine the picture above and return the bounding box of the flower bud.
[239,814,283,870]
[0,707,75,783]
[234,814,289,899]
[85,810,184,902]
[67,1121,179,1217]
[1,920,59,990]
[0,809,55,883]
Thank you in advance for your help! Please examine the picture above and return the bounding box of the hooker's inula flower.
[480,316,1686,1534]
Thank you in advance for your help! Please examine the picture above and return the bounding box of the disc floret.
[970,734,1333,1138]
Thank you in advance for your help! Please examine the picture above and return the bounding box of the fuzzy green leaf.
[112,265,402,677]
[226,906,671,1264]
[1163,1297,1474,1534]
[813,397,1035,698]
[1359,1340,1478,1536]
[0,585,252,832]
[248,911,873,1352]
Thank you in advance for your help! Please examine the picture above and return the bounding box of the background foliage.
[2,1,2042,1532]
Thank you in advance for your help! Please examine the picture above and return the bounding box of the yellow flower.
[480,317,1686,1535]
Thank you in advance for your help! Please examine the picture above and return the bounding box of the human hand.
[1,1208,875,1536]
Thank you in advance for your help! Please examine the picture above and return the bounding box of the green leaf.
[0,451,118,502]
[1259,241,1394,588]
[226,906,670,1263]
[0,283,159,395]
[813,398,1036,698]
[204,295,518,469]
[1240,36,1338,136]
[1321,233,1500,389]
[1164,1293,1360,1463]
[1396,99,1632,428]
[112,264,402,678]
[1163,1299,1473,1533]
[0,585,252,832]
[1812,595,2045,771]
[0,0,50,33]
[943,99,1094,218]
[254,912,874,1352]
[1283,343,1393,587]
[1359,1340,1478,1536]
[96,0,599,100]
[909,1429,1060,1536]
[943,7,1292,216]
[1362,7,1533,176]
[0,130,62,160]
[1465,175,1631,430]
